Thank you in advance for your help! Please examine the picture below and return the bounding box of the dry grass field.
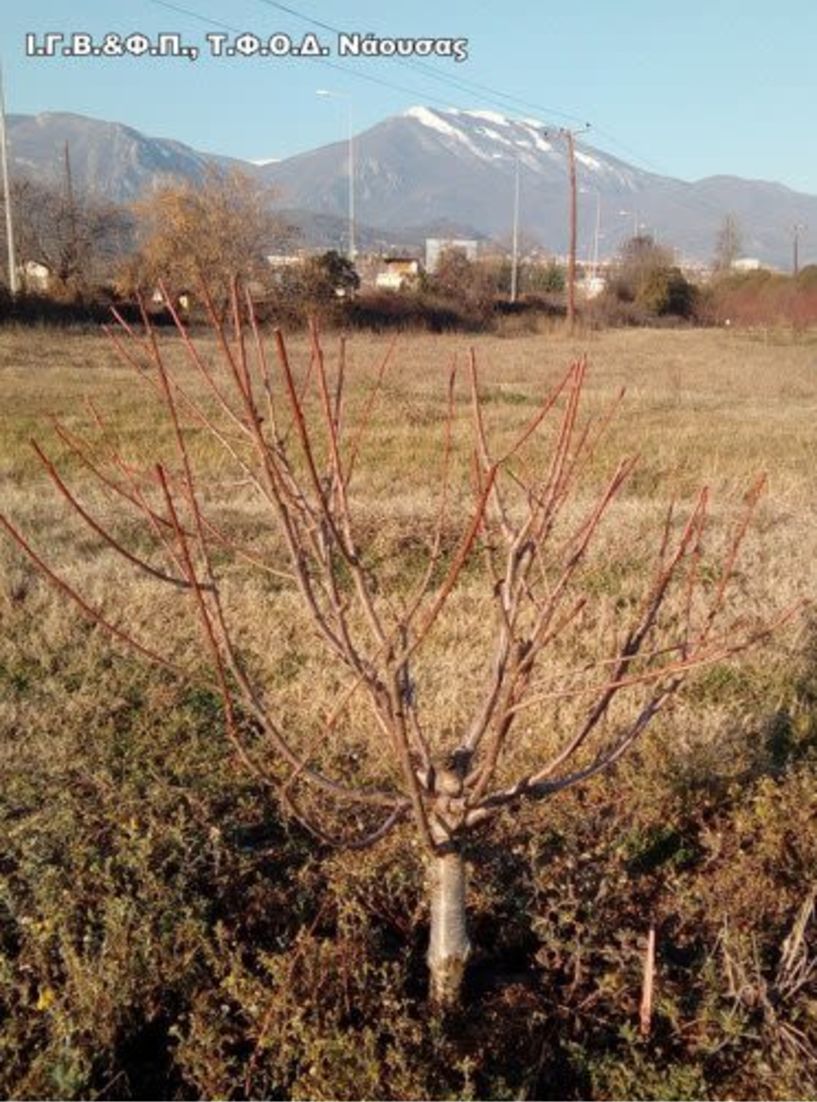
[1,321,816,1100]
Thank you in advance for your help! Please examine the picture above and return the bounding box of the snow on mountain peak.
[403,106,491,160]
[575,151,601,171]
[459,109,510,126]
[402,105,614,175]
[404,105,460,137]
[521,124,553,154]
[477,126,515,148]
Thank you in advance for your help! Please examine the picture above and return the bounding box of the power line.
[250,0,706,182]
[145,0,742,244]
[146,0,470,114]
[246,0,739,231]
[253,0,592,127]
[148,0,593,131]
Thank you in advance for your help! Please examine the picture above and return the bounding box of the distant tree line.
[1,170,815,331]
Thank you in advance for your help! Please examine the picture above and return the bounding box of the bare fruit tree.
[7,176,131,296]
[0,284,794,1007]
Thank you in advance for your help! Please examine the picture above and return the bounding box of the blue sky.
[4,0,817,193]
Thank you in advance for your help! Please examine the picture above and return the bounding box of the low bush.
[345,289,487,333]
[704,269,817,329]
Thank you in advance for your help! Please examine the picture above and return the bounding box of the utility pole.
[544,124,590,334]
[793,223,805,277]
[0,62,18,296]
[64,141,75,209]
[64,140,78,280]
[510,156,520,303]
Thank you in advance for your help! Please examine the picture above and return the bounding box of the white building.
[22,261,51,292]
[375,257,422,290]
[425,238,479,272]
[731,257,762,272]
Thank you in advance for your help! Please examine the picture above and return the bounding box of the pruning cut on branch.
[1,279,798,1007]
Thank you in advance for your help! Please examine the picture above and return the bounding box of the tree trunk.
[427,845,471,1007]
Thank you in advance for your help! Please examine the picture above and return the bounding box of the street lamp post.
[510,156,520,303]
[0,62,18,296]
[589,191,601,281]
[618,209,643,239]
[316,89,355,262]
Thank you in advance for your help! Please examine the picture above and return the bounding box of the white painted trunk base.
[427,848,471,1006]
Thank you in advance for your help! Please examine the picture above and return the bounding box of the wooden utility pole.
[549,124,590,334]
[64,141,78,279]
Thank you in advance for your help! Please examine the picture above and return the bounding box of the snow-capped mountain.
[259,106,817,266]
[259,105,651,251]
[5,107,817,266]
[401,106,638,189]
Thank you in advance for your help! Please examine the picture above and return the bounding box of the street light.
[510,155,520,303]
[618,209,645,239]
[589,190,601,280]
[0,61,18,296]
[316,89,355,262]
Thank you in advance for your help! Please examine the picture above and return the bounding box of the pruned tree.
[124,167,294,308]
[610,234,673,302]
[301,249,360,304]
[427,247,495,319]
[0,284,795,1007]
[713,214,744,273]
[5,176,132,297]
[606,234,697,318]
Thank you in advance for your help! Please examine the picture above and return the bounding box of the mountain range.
[6,108,817,268]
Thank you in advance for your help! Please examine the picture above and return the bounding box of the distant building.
[266,254,303,269]
[151,287,192,311]
[732,257,762,272]
[425,238,479,272]
[264,253,304,288]
[267,254,303,275]
[21,261,51,292]
[678,260,711,281]
[580,275,606,299]
[375,256,421,290]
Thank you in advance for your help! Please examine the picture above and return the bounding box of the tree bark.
[427,844,471,1007]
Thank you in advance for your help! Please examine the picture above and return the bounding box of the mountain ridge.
[5,107,816,267]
